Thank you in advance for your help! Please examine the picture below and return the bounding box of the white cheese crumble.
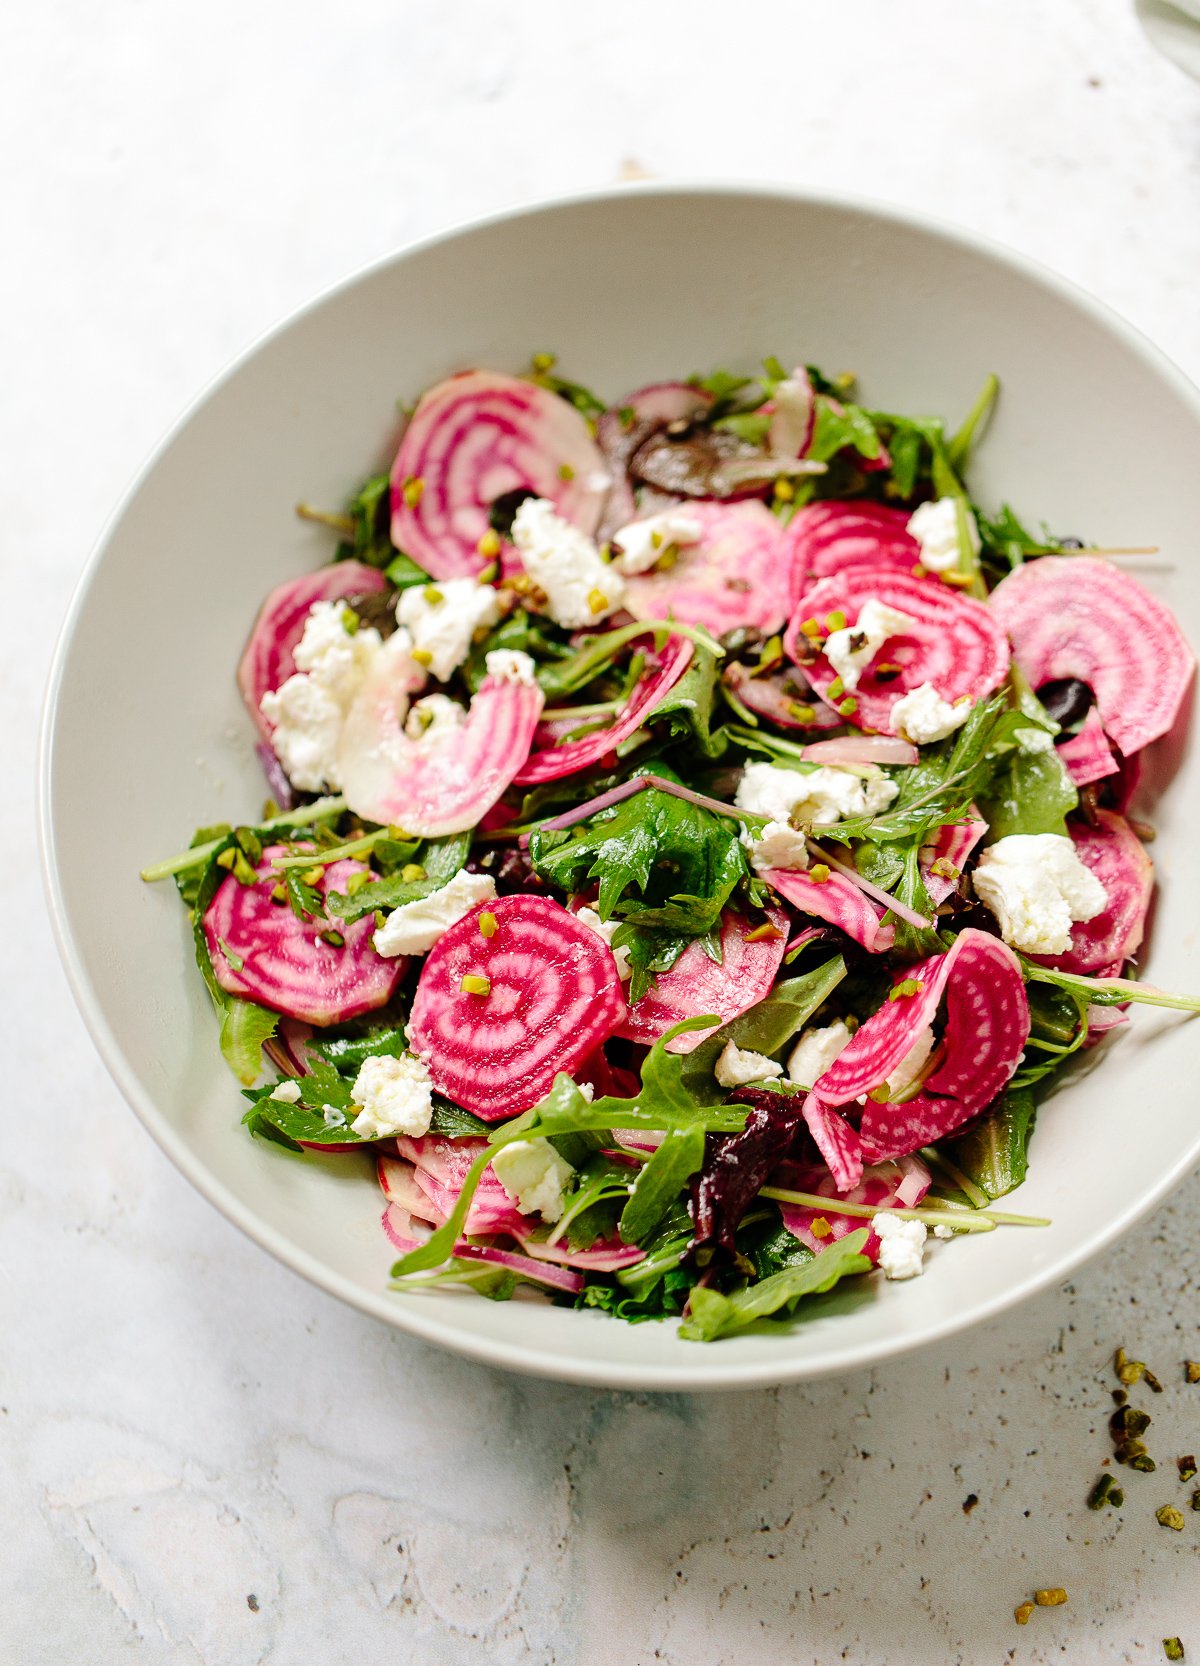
[889,682,972,745]
[372,869,498,958]
[485,648,538,687]
[322,1105,347,1130]
[714,1041,783,1089]
[787,1020,854,1090]
[260,600,385,791]
[269,1080,302,1104]
[403,692,467,745]
[741,819,810,873]
[396,579,501,681]
[491,1137,575,1222]
[574,906,632,980]
[907,496,980,573]
[973,833,1107,955]
[735,761,898,828]
[873,1213,928,1279]
[511,497,625,626]
[609,510,703,575]
[824,600,918,692]
[349,1052,435,1140]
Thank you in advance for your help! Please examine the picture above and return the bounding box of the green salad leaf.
[619,1124,706,1245]
[326,832,470,923]
[679,958,847,1103]
[942,1088,1037,1201]
[679,1229,871,1341]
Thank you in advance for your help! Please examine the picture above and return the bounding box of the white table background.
[5,2,1200,1660]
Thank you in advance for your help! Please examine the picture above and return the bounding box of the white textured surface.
[7,1,1200,1659]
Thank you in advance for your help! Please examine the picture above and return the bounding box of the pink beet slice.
[596,381,714,538]
[764,866,895,954]
[1057,707,1119,788]
[395,1135,530,1235]
[722,663,843,731]
[777,1155,931,1253]
[782,501,920,602]
[514,632,692,785]
[621,500,794,637]
[338,651,544,833]
[389,370,609,580]
[408,895,627,1118]
[203,850,402,1025]
[237,561,388,742]
[785,567,1010,735]
[801,1092,864,1193]
[1032,811,1154,977]
[989,556,1194,756]
[616,905,789,1053]
[378,1154,443,1224]
[920,814,987,905]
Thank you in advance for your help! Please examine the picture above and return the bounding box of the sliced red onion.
[768,367,816,458]
[518,1235,645,1272]
[381,1203,423,1252]
[541,769,753,833]
[801,735,919,767]
[453,1243,584,1294]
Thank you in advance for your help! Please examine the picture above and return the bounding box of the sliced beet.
[407,895,627,1118]
[395,1136,530,1235]
[338,648,544,833]
[237,562,388,742]
[595,382,714,537]
[513,632,692,785]
[921,814,987,904]
[690,1088,809,1262]
[800,1092,864,1193]
[1031,811,1154,976]
[782,501,920,602]
[784,567,1010,735]
[721,662,843,731]
[203,849,402,1026]
[764,866,895,954]
[776,1155,931,1255]
[616,906,789,1054]
[767,366,816,458]
[1056,707,1119,788]
[989,555,1194,756]
[388,371,610,580]
[622,500,794,637]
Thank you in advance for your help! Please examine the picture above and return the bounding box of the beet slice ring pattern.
[1030,811,1154,977]
[338,650,545,833]
[615,906,789,1054]
[782,500,920,603]
[776,1155,931,1257]
[764,866,895,954]
[237,561,387,742]
[514,632,693,785]
[203,851,402,1026]
[408,895,627,1119]
[785,567,1010,735]
[621,500,794,637]
[989,555,1194,756]
[800,1092,865,1193]
[388,370,610,580]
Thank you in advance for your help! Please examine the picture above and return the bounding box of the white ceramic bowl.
[41,184,1200,1391]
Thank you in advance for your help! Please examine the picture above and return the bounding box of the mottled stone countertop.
[5,1,1200,1659]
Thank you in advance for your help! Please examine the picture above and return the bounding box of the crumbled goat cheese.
[350,1052,435,1140]
[610,510,703,575]
[742,819,810,873]
[396,580,501,681]
[373,869,498,958]
[787,1020,854,1090]
[574,906,632,980]
[260,599,384,791]
[933,1224,955,1239]
[269,1080,302,1103]
[973,833,1107,955]
[889,682,972,745]
[907,496,980,573]
[491,1138,575,1222]
[404,692,467,745]
[322,1105,347,1129]
[824,599,918,692]
[714,1041,784,1088]
[873,1213,928,1279]
[735,761,898,828]
[511,497,625,626]
[485,648,538,686]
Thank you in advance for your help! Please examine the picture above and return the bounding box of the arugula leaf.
[428,1099,492,1138]
[384,550,431,590]
[190,856,278,1085]
[679,958,847,1104]
[628,645,728,761]
[309,1023,409,1072]
[326,832,470,923]
[946,373,999,474]
[393,1258,519,1301]
[889,843,944,960]
[713,410,772,446]
[739,1215,815,1280]
[942,1088,1036,1200]
[334,471,394,569]
[978,504,1061,569]
[688,368,755,421]
[463,609,573,694]
[243,1081,362,1148]
[612,920,703,1005]
[619,1124,706,1244]
[579,1256,696,1323]
[809,396,883,465]
[554,1153,638,1251]
[678,1230,871,1341]
[529,364,607,421]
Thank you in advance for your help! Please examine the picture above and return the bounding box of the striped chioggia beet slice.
[237,562,388,741]
[800,1092,865,1193]
[408,895,627,1119]
[1057,707,1119,788]
[381,1204,422,1253]
[621,500,794,637]
[764,866,895,954]
[389,371,610,580]
[988,556,1194,756]
[784,567,1010,735]
[595,381,714,538]
[1032,811,1154,977]
[338,646,544,832]
[776,1154,931,1255]
[394,1136,530,1234]
[721,663,843,731]
[782,501,921,601]
[378,1154,444,1224]
[616,906,789,1054]
[920,814,987,905]
[203,851,402,1025]
[513,632,692,785]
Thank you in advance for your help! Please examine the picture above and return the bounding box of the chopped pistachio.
[478,559,500,583]
[1109,1487,1124,1506]
[1087,1473,1118,1510]
[825,610,847,632]
[744,922,784,942]
[1192,1490,1200,1511]
[558,462,575,481]
[617,405,635,429]
[1156,1505,1186,1532]
[300,866,325,887]
[826,675,845,701]
[374,910,387,929]
[477,528,501,559]
[867,1085,892,1104]
[400,863,426,884]
[478,911,498,938]
[234,826,263,866]
[412,647,433,668]
[838,697,858,717]
[271,884,287,904]
[423,586,444,606]
[1185,1360,1200,1384]
[344,870,370,897]
[460,974,491,996]
[319,929,344,948]
[1014,1602,1034,1626]
[1177,1455,1197,1483]
[531,351,556,373]
[800,616,823,639]
[787,702,816,724]
[810,1217,832,1239]
[1111,1405,1151,1439]
[216,847,237,871]
[402,475,424,508]
[1145,1367,1165,1394]
[1115,1346,1146,1386]
[1034,1588,1068,1607]
[889,978,921,1001]
[1129,1454,1157,1474]
[808,864,831,884]
[773,478,795,503]
[1163,1641,1185,1663]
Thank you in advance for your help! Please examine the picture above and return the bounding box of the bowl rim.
[38,178,1200,1392]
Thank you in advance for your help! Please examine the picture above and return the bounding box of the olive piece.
[1038,677,1094,731]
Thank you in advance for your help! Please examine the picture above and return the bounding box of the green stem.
[920,1146,990,1210]
[759,1186,1049,1232]
[946,372,999,472]
[270,829,389,869]
[140,796,348,882]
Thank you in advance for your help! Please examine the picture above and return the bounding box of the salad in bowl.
[142,353,1195,1343]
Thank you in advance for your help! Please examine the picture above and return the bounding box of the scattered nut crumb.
[1156,1505,1186,1532]
[1035,1588,1068,1607]
[1015,1602,1035,1625]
